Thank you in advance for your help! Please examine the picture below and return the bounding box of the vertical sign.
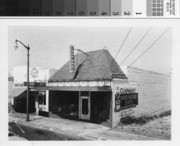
[76,0,87,16]
[70,45,75,72]
[30,0,42,16]
[64,0,76,16]
[87,0,98,16]
[98,0,110,16]
[18,0,30,16]
[133,0,146,17]
[52,0,64,16]
[42,0,52,16]
[111,0,122,16]
[121,0,133,16]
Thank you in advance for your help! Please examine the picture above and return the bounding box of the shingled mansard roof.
[49,49,127,82]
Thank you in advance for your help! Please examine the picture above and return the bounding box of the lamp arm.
[76,49,88,56]
[16,39,30,50]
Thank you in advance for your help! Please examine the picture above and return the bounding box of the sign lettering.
[24,82,46,87]
[115,87,138,112]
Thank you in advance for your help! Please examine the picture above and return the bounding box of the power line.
[115,27,132,59]
[127,27,170,69]
[120,27,152,66]
[103,27,132,79]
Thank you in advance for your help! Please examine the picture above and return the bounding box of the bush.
[120,110,171,125]
[159,110,171,118]
[8,103,15,113]
[120,116,135,125]
[120,115,153,125]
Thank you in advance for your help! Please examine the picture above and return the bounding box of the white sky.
[8,26,172,75]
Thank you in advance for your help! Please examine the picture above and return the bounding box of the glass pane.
[82,99,88,115]
[38,91,46,105]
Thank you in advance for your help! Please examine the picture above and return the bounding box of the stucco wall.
[111,67,171,128]
[126,67,171,117]
[111,78,132,128]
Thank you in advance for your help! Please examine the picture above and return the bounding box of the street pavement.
[9,135,27,141]
[9,112,158,140]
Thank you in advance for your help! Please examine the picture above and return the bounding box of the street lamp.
[14,39,30,122]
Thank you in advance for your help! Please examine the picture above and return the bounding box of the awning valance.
[32,86,111,92]
[9,88,26,98]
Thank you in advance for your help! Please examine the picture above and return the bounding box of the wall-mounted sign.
[115,93,121,112]
[12,66,52,84]
[116,87,136,94]
[24,82,46,87]
[115,87,138,112]
[31,67,39,78]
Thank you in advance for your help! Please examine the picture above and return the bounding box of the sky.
[8,26,172,75]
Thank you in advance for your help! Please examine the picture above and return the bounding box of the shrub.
[120,116,135,125]
[159,110,171,118]
[8,103,15,113]
[120,110,171,125]
[120,115,152,125]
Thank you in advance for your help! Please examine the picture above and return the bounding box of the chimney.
[70,45,75,72]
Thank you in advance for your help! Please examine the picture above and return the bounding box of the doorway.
[79,91,90,120]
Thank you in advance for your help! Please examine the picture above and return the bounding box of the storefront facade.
[47,82,112,124]
[33,48,138,128]
[10,49,138,128]
[34,79,138,128]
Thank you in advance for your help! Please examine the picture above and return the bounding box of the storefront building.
[9,66,57,114]
[10,48,138,128]
[34,47,138,128]
[10,46,171,128]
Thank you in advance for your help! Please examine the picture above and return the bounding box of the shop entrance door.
[80,96,90,120]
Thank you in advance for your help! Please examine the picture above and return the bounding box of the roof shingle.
[49,49,127,82]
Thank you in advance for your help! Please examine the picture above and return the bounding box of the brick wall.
[126,67,171,116]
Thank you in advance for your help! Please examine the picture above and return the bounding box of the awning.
[9,88,27,98]
[33,86,112,92]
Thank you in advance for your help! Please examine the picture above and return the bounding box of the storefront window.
[51,91,79,117]
[38,91,46,105]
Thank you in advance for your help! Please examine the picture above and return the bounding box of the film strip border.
[0,0,179,17]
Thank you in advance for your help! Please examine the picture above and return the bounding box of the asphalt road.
[9,122,80,141]
[9,113,158,140]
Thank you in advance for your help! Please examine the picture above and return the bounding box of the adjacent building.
[9,66,57,114]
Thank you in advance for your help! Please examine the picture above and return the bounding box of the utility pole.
[14,39,30,122]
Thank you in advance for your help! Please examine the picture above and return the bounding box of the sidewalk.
[9,113,158,140]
